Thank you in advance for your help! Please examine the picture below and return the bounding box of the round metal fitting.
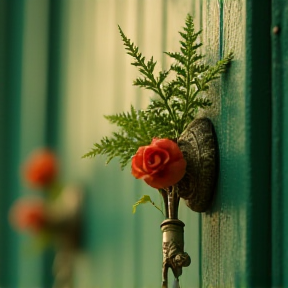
[175,117,217,212]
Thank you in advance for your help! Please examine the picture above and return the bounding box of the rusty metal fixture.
[160,117,217,287]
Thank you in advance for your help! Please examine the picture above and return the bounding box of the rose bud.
[22,149,58,188]
[9,198,46,233]
[131,138,186,189]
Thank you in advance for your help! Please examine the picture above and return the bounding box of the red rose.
[22,149,58,188]
[9,199,46,233]
[131,138,186,189]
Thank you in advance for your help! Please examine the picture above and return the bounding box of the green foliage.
[132,195,163,215]
[83,14,233,168]
[83,106,175,168]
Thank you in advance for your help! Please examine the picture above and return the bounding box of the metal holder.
[161,219,191,288]
[46,186,83,288]
[160,117,217,287]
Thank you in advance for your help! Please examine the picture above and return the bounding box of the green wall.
[272,0,288,286]
[201,1,272,287]
[1,0,288,287]
[0,1,24,285]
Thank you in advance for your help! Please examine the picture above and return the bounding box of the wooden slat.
[272,0,288,286]
[19,1,51,287]
[0,1,24,287]
[201,0,271,287]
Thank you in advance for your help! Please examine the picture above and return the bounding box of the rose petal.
[144,158,186,189]
[131,147,147,178]
[152,139,183,162]
[143,147,170,172]
[150,154,161,167]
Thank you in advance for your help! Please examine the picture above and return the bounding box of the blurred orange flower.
[9,198,46,233]
[22,149,58,188]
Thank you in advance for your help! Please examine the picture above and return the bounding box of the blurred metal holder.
[46,185,83,288]
[161,117,217,287]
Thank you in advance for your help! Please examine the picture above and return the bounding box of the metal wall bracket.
[176,117,217,212]
[160,117,217,287]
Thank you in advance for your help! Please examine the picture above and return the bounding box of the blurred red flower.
[131,138,186,189]
[22,149,58,188]
[9,198,46,233]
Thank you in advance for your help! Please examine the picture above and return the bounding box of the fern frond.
[118,25,159,92]
[85,15,233,169]
[200,52,234,86]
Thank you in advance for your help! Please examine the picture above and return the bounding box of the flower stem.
[151,201,165,216]
[168,186,180,219]
[159,189,169,218]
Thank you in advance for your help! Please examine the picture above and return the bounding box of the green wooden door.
[0,1,53,287]
[200,1,271,287]
[1,0,288,288]
[271,0,288,286]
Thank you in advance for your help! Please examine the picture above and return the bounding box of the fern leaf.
[85,15,233,169]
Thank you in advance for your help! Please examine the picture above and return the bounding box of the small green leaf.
[132,195,164,215]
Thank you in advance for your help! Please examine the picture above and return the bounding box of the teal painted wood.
[201,0,272,287]
[18,1,51,286]
[45,0,63,148]
[0,1,24,286]
[245,1,271,286]
[0,1,61,287]
[43,1,65,287]
[272,0,288,286]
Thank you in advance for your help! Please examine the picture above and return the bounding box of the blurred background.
[0,1,200,287]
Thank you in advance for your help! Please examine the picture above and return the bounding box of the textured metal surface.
[176,117,217,212]
[158,117,214,287]
[160,219,191,288]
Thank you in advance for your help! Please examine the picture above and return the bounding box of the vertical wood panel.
[0,1,24,286]
[243,0,271,286]
[201,0,271,287]
[272,0,288,286]
[201,1,248,287]
[0,1,52,287]
[19,1,50,287]
[200,1,222,287]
